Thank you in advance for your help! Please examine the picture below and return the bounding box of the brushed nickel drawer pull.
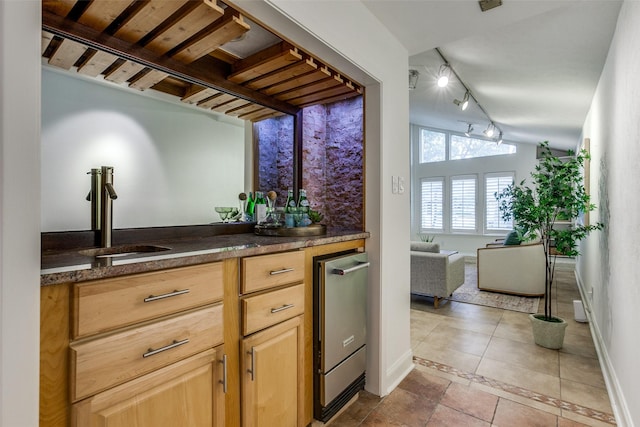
[220,354,228,394]
[143,338,189,358]
[271,304,294,314]
[269,267,294,275]
[143,289,190,303]
[248,347,256,381]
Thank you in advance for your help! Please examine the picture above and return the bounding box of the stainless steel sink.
[78,245,171,259]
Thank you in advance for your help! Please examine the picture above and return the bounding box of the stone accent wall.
[303,96,364,230]
[254,115,294,206]
[255,96,364,230]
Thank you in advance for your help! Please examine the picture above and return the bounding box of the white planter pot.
[529,314,568,349]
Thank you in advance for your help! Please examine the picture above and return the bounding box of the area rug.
[447,263,540,313]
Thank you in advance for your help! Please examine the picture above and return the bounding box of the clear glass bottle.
[254,191,267,223]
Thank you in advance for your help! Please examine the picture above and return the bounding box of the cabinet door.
[73,347,226,427]
[242,316,303,427]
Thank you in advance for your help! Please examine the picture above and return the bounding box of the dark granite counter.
[41,229,369,286]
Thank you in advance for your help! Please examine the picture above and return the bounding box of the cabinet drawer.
[71,304,223,402]
[241,251,305,294]
[242,284,304,335]
[73,263,223,338]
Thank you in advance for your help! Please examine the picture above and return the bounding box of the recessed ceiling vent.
[478,0,502,12]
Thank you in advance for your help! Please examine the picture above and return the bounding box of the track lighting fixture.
[464,123,474,137]
[437,64,450,87]
[409,69,419,90]
[496,132,504,145]
[484,123,495,138]
[454,91,470,111]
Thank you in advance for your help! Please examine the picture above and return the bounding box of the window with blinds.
[420,178,443,230]
[451,176,477,231]
[485,173,514,231]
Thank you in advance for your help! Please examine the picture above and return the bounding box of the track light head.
[409,69,419,90]
[453,91,470,111]
[437,64,450,87]
[484,123,495,138]
[464,123,474,137]
[496,131,504,145]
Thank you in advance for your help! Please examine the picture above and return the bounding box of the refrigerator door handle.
[332,262,370,276]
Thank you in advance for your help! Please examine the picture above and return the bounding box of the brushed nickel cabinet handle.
[270,304,294,314]
[220,354,228,394]
[142,338,189,358]
[333,262,370,275]
[248,347,255,381]
[269,267,294,275]
[143,289,190,303]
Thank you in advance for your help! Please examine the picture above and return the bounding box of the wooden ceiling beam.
[143,1,224,56]
[210,98,251,113]
[77,0,135,33]
[104,60,146,84]
[228,42,303,84]
[77,49,119,77]
[181,86,220,104]
[42,0,77,18]
[129,69,169,90]
[294,91,362,109]
[48,37,87,69]
[245,57,318,91]
[113,0,189,44]
[261,66,332,96]
[275,73,344,102]
[170,9,250,64]
[42,10,299,116]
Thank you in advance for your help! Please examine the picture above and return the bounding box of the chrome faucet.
[87,166,118,248]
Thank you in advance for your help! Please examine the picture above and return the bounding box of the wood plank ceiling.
[41,0,363,122]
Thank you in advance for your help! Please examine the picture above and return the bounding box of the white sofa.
[476,242,545,296]
[410,242,465,308]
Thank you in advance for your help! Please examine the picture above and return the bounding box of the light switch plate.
[392,176,399,194]
[398,176,405,194]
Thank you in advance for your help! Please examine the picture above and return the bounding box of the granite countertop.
[41,229,369,286]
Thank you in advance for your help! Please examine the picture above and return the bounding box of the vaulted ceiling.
[363,0,622,150]
[41,0,363,122]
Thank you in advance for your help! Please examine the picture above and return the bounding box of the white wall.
[233,0,413,395]
[0,0,41,425]
[41,68,245,231]
[410,125,539,255]
[577,2,638,425]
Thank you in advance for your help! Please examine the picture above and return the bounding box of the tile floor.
[329,262,616,427]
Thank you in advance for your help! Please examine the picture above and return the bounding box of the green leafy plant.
[308,209,324,224]
[497,141,603,321]
[418,233,435,242]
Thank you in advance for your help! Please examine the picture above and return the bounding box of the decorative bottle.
[297,189,310,213]
[245,192,255,222]
[254,191,267,223]
[285,188,296,213]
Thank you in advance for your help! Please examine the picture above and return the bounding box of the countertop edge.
[41,231,369,286]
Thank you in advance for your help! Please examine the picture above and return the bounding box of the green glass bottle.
[246,192,255,221]
[254,191,267,223]
[285,188,296,213]
[297,189,309,213]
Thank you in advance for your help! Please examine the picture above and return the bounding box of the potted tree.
[497,141,603,349]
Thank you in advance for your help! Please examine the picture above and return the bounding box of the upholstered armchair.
[410,242,465,308]
[476,241,545,296]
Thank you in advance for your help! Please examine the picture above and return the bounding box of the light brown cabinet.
[72,346,226,427]
[240,250,306,427]
[241,316,304,427]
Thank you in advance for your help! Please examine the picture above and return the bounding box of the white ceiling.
[362,0,622,150]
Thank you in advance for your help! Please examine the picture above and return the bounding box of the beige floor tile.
[470,382,562,416]
[476,357,561,398]
[447,301,505,324]
[443,315,500,335]
[423,324,492,356]
[559,352,606,389]
[413,362,472,386]
[564,318,593,338]
[440,382,499,422]
[426,404,491,427]
[558,417,595,427]
[561,333,598,359]
[492,398,558,427]
[560,379,614,414]
[413,341,482,373]
[361,387,437,427]
[484,336,560,377]
[560,410,617,427]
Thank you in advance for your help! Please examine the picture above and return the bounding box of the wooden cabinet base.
[72,348,225,427]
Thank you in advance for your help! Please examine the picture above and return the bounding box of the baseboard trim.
[574,269,633,427]
[383,348,414,396]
